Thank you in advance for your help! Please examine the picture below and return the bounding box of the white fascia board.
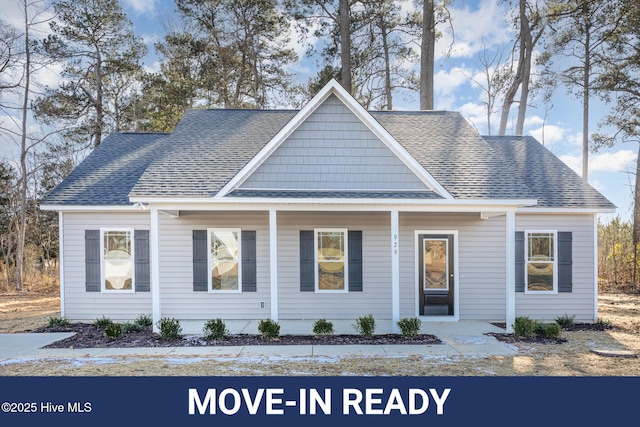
[40,204,144,212]
[517,207,616,214]
[215,79,453,200]
[137,198,537,213]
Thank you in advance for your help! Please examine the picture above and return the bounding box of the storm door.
[418,234,454,316]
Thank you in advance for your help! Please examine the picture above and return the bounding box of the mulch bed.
[487,322,612,345]
[33,323,443,349]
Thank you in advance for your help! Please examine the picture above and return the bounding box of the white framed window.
[525,230,557,294]
[101,228,134,292]
[208,228,241,293]
[315,229,348,292]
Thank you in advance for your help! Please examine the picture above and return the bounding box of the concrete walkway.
[0,321,516,361]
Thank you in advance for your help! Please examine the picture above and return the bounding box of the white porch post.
[391,210,400,333]
[58,211,65,318]
[269,209,278,321]
[150,206,161,333]
[506,210,516,333]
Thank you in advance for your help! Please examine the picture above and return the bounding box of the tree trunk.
[15,0,31,291]
[381,20,392,110]
[338,0,352,93]
[633,140,640,288]
[94,47,103,148]
[582,4,591,181]
[420,0,435,110]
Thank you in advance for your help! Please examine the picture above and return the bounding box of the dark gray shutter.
[558,232,573,292]
[300,230,314,292]
[242,231,257,292]
[193,230,208,291]
[85,230,101,292]
[348,230,363,292]
[134,230,150,292]
[515,231,525,292]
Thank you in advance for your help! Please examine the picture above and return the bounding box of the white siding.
[62,212,152,321]
[516,213,596,322]
[400,213,507,320]
[277,211,392,319]
[240,95,428,191]
[158,211,271,319]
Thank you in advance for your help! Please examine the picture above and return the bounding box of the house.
[41,80,615,333]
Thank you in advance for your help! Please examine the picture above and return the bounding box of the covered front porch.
[146,202,522,333]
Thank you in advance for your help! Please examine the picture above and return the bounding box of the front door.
[418,234,454,316]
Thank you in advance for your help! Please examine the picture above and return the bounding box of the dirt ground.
[0,292,639,376]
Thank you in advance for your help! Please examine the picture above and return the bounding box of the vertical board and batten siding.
[158,211,270,319]
[516,213,596,322]
[277,211,392,319]
[399,212,507,320]
[239,94,428,191]
[62,212,152,321]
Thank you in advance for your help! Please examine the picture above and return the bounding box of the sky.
[1,0,635,221]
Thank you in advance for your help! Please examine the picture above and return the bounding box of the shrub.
[121,321,141,334]
[353,314,376,337]
[513,316,539,337]
[555,314,576,327]
[542,322,562,339]
[596,317,612,328]
[312,319,334,336]
[157,317,182,340]
[93,316,113,328]
[104,322,122,338]
[397,317,422,338]
[203,318,228,340]
[134,314,153,327]
[48,316,70,327]
[258,319,280,339]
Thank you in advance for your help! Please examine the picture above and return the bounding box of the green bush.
[513,316,539,337]
[353,314,376,337]
[48,316,70,327]
[93,316,113,328]
[104,322,122,338]
[157,317,182,340]
[134,314,153,327]
[542,322,562,339]
[258,319,280,339]
[397,317,422,338]
[555,314,576,327]
[203,318,228,340]
[312,319,334,336]
[121,321,141,334]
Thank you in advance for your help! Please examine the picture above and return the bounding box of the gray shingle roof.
[484,135,616,209]
[43,132,169,206]
[44,101,614,211]
[371,111,535,200]
[129,109,296,198]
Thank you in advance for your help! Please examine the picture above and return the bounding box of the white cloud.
[528,124,568,146]
[560,150,636,176]
[121,0,160,15]
[436,0,513,60]
[434,66,472,97]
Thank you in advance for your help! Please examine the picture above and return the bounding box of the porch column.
[269,209,278,321]
[391,210,400,333]
[58,211,65,318]
[506,209,516,333]
[150,206,161,333]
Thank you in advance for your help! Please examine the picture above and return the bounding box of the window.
[102,229,134,291]
[209,229,241,292]
[315,229,348,292]
[525,231,557,293]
